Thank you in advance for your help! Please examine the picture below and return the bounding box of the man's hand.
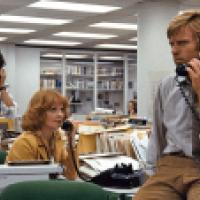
[0,68,6,87]
[0,67,15,107]
[187,57,200,99]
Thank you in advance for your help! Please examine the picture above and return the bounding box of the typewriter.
[90,163,144,189]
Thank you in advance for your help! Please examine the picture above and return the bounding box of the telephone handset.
[175,36,200,120]
[62,121,88,181]
[176,63,190,77]
[61,121,144,188]
[175,64,200,123]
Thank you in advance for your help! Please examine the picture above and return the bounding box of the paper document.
[80,155,140,173]
[130,130,149,162]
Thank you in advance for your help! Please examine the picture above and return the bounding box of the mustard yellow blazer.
[6,131,77,180]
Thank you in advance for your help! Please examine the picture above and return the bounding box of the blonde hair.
[22,89,69,131]
[167,10,200,45]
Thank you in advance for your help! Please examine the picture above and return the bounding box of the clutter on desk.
[128,117,147,126]
[0,117,22,151]
[79,153,144,188]
[1,130,20,140]
[78,124,105,135]
[91,164,145,189]
[93,108,115,114]
[79,153,139,178]
[130,130,149,162]
[100,115,128,128]
[86,108,127,122]
[76,113,151,158]
[7,160,51,166]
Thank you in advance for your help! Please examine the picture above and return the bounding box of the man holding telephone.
[0,51,16,118]
[134,10,200,200]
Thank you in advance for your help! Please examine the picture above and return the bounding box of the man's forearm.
[1,89,15,107]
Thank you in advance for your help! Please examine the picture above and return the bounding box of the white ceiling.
[0,0,199,52]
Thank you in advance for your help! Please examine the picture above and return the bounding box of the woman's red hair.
[22,89,69,131]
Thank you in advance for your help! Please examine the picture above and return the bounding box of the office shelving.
[97,64,123,110]
[40,70,62,91]
[65,63,94,114]
[97,66,123,91]
[40,51,136,115]
[66,64,94,90]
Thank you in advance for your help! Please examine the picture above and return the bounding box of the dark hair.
[128,100,137,114]
[0,51,5,68]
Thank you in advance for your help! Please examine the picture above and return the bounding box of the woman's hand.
[65,121,77,148]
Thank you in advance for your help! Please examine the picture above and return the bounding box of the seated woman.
[6,89,77,180]
[128,100,137,117]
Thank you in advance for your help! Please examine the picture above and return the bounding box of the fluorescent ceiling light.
[66,54,88,59]
[0,37,7,41]
[74,61,113,65]
[90,22,137,30]
[0,15,72,25]
[24,39,81,46]
[96,44,137,50]
[100,56,123,60]
[101,56,137,61]
[129,37,137,41]
[29,1,121,13]
[54,32,117,39]
[42,53,88,59]
[0,28,35,34]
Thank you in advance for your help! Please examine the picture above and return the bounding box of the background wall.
[15,47,40,115]
[137,0,179,120]
[0,45,40,116]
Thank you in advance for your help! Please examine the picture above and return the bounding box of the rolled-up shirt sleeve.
[0,92,17,118]
[146,82,167,175]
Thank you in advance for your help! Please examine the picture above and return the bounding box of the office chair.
[0,180,118,200]
[0,150,7,164]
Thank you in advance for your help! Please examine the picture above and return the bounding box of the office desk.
[0,164,63,192]
[77,124,150,161]
[96,128,150,159]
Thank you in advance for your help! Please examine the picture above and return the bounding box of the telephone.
[61,121,87,181]
[90,164,144,188]
[61,120,73,133]
[61,121,144,188]
[175,64,200,122]
[176,63,190,77]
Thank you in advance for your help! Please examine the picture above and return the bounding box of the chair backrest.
[0,150,7,164]
[0,180,115,200]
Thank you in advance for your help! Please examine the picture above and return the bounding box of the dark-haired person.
[134,10,200,200]
[6,89,77,180]
[128,100,137,116]
[0,51,16,118]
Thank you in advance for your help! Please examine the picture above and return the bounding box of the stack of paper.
[79,153,140,178]
[130,130,149,162]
